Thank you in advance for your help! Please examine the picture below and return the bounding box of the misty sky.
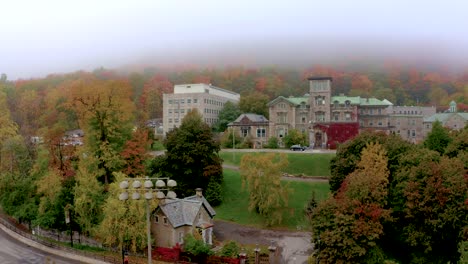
[1,0,467,80]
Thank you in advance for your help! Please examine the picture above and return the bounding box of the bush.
[265,137,279,149]
[220,241,240,258]
[183,234,213,257]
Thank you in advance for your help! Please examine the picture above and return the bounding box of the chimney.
[195,188,203,198]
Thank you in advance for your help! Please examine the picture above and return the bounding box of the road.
[0,227,82,264]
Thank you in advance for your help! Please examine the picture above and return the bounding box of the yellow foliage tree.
[239,153,290,226]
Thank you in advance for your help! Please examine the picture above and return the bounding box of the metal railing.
[0,213,120,264]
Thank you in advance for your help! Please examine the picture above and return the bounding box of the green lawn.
[219,151,335,177]
[215,169,331,230]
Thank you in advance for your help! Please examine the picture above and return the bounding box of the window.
[333,112,339,121]
[169,109,173,114]
[315,97,325,106]
[334,101,339,108]
[345,113,351,121]
[168,118,172,123]
[277,112,287,123]
[173,99,178,104]
[411,130,416,137]
[316,112,325,122]
[193,99,198,103]
[370,109,374,115]
[155,215,159,223]
[302,116,306,123]
[278,103,286,109]
[407,130,410,137]
[241,128,249,137]
[345,100,350,107]
[181,109,185,113]
[174,109,179,113]
[168,99,173,104]
[369,121,373,126]
[187,99,191,104]
[378,121,382,126]
[180,99,185,104]
[378,109,382,114]
[175,118,179,123]
[179,232,184,243]
[256,128,266,138]
[411,120,415,126]
[163,217,168,225]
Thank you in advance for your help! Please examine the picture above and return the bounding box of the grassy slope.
[215,169,331,230]
[219,151,335,177]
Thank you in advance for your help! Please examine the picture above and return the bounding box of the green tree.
[312,143,391,263]
[239,92,269,118]
[213,101,241,132]
[239,153,290,226]
[97,172,151,253]
[283,129,307,148]
[424,120,452,154]
[149,109,223,203]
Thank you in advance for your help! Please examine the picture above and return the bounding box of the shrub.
[220,241,240,258]
[265,137,279,149]
[183,234,213,256]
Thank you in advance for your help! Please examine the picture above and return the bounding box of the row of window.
[204,98,225,106]
[360,108,383,115]
[168,108,186,114]
[394,110,423,115]
[204,108,220,114]
[204,118,218,124]
[396,130,417,138]
[238,128,267,138]
[168,98,198,104]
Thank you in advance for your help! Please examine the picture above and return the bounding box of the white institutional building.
[162,83,240,135]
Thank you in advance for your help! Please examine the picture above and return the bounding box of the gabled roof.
[158,199,202,228]
[185,195,216,217]
[232,113,268,123]
[424,112,468,123]
[267,95,308,106]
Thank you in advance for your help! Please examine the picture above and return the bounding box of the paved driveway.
[214,220,313,264]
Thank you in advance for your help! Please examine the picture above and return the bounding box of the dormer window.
[334,100,339,108]
[345,100,350,107]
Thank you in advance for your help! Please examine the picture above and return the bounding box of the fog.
[1,0,467,80]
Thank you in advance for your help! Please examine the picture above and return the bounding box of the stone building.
[153,188,215,248]
[422,101,468,137]
[227,113,270,149]
[162,83,240,135]
[268,77,393,148]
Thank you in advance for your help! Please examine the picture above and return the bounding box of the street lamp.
[119,177,177,264]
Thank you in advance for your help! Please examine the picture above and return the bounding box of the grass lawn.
[215,169,331,230]
[219,151,335,177]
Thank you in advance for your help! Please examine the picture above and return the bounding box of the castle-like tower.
[308,77,332,123]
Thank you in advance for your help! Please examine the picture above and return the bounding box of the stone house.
[153,189,216,248]
[227,113,270,148]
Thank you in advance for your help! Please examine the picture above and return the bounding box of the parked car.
[290,144,306,151]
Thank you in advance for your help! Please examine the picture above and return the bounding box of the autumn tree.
[239,153,290,226]
[148,109,223,205]
[330,131,412,194]
[389,151,467,263]
[239,92,269,118]
[312,143,391,263]
[120,128,152,178]
[0,89,19,169]
[68,78,135,184]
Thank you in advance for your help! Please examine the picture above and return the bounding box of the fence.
[0,213,121,264]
